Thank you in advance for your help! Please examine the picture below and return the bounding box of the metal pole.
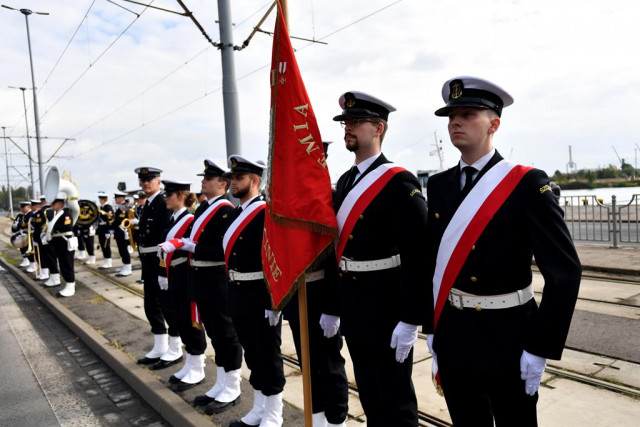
[22,9,45,196]
[2,126,13,217]
[217,0,242,157]
[18,88,36,197]
[611,195,618,249]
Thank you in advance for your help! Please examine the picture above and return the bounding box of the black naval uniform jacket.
[158,209,192,281]
[32,205,51,244]
[424,151,581,370]
[51,207,74,235]
[190,196,234,263]
[334,153,429,340]
[138,193,171,250]
[97,203,114,234]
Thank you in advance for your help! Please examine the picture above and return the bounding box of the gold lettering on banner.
[292,103,326,169]
[263,229,283,282]
[298,134,321,155]
[293,122,309,132]
[293,104,309,117]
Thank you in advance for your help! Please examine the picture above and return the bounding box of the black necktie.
[460,166,477,199]
[167,216,175,227]
[345,166,359,190]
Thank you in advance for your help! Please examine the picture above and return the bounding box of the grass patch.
[89,294,105,305]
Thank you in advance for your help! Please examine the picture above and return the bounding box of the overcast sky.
[1,0,638,200]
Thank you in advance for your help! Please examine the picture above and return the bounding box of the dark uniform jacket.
[190,196,235,262]
[334,153,429,339]
[32,205,53,241]
[51,207,74,235]
[97,203,114,233]
[12,211,32,233]
[226,195,270,309]
[158,209,192,279]
[138,193,171,249]
[112,205,128,231]
[424,151,581,370]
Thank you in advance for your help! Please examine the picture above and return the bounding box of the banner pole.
[297,275,313,426]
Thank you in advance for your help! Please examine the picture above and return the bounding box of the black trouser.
[114,228,130,264]
[76,230,86,251]
[82,234,95,256]
[51,237,74,282]
[40,241,58,273]
[20,246,34,262]
[345,337,418,427]
[283,285,349,423]
[229,279,285,396]
[140,251,167,334]
[439,363,538,427]
[192,264,242,369]
[167,262,206,354]
[97,227,111,258]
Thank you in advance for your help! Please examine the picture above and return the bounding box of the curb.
[0,256,214,427]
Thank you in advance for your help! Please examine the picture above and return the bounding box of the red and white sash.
[430,159,532,388]
[163,213,194,277]
[335,163,405,261]
[189,198,234,244]
[223,201,266,266]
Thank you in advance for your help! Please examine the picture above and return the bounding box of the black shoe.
[205,396,241,415]
[193,394,215,406]
[175,378,204,392]
[136,279,144,284]
[229,421,258,427]
[169,375,183,384]
[137,356,160,365]
[151,356,183,370]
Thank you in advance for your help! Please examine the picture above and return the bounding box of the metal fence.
[560,194,640,247]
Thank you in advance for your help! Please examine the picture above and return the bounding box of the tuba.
[77,200,99,226]
[44,167,80,225]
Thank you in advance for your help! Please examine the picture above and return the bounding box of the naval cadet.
[39,198,63,286]
[29,199,49,280]
[331,91,428,426]
[183,160,243,414]
[112,190,133,277]
[224,155,285,427]
[135,167,173,365]
[97,191,115,269]
[424,76,581,426]
[42,192,78,297]
[13,201,35,270]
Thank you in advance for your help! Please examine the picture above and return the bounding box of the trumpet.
[121,217,137,251]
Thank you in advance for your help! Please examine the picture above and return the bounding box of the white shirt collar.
[353,152,382,179]
[460,148,495,172]
[240,195,261,211]
[172,207,187,221]
[146,190,162,204]
[207,195,222,205]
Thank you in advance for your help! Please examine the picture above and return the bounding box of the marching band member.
[97,191,114,269]
[112,191,133,277]
[74,222,88,261]
[224,155,285,427]
[42,193,78,297]
[77,213,97,265]
[425,76,581,427]
[155,181,209,392]
[184,160,242,414]
[39,198,63,287]
[13,201,34,269]
[135,167,173,366]
[331,91,429,426]
[29,199,48,279]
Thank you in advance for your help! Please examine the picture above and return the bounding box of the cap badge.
[345,93,356,108]
[204,160,209,169]
[231,158,238,168]
[140,167,149,174]
[451,81,463,100]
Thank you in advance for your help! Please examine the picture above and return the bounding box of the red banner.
[262,1,337,310]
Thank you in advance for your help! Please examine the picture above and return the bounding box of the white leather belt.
[448,285,534,310]
[51,232,74,238]
[169,257,188,267]
[339,254,401,272]
[191,260,225,268]
[228,270,264,281]
[139,246,158,254]
[306,270,325,282]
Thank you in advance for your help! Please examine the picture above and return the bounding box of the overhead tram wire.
[38,0,157,123]
[65,0,403,158]
[66,0,271,140]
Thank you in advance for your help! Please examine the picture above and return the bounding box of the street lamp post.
[2,4,49,196]
[2,126,13,217]
[8,86,36,198]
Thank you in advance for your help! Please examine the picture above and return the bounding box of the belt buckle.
[229,270,236,281]
[339,258,349,272]
[448,290,464,310]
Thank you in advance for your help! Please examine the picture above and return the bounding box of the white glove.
[41,233,51,244]
[158,241,177,254]
[390,321,419,363]
[319,314,340,338]
[158,276,169,290]
[426,334,435,355]
[89,226,96,236]
[265,309,281,326]
[109,230,115,237]
[130,218,139,225]
[520,350,547,396]
[104,233,111,240]
[179,238,196,252]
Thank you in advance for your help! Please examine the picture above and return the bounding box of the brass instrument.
[44,166,80,225]
[121,206,138,251]
[77,200,99,226]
